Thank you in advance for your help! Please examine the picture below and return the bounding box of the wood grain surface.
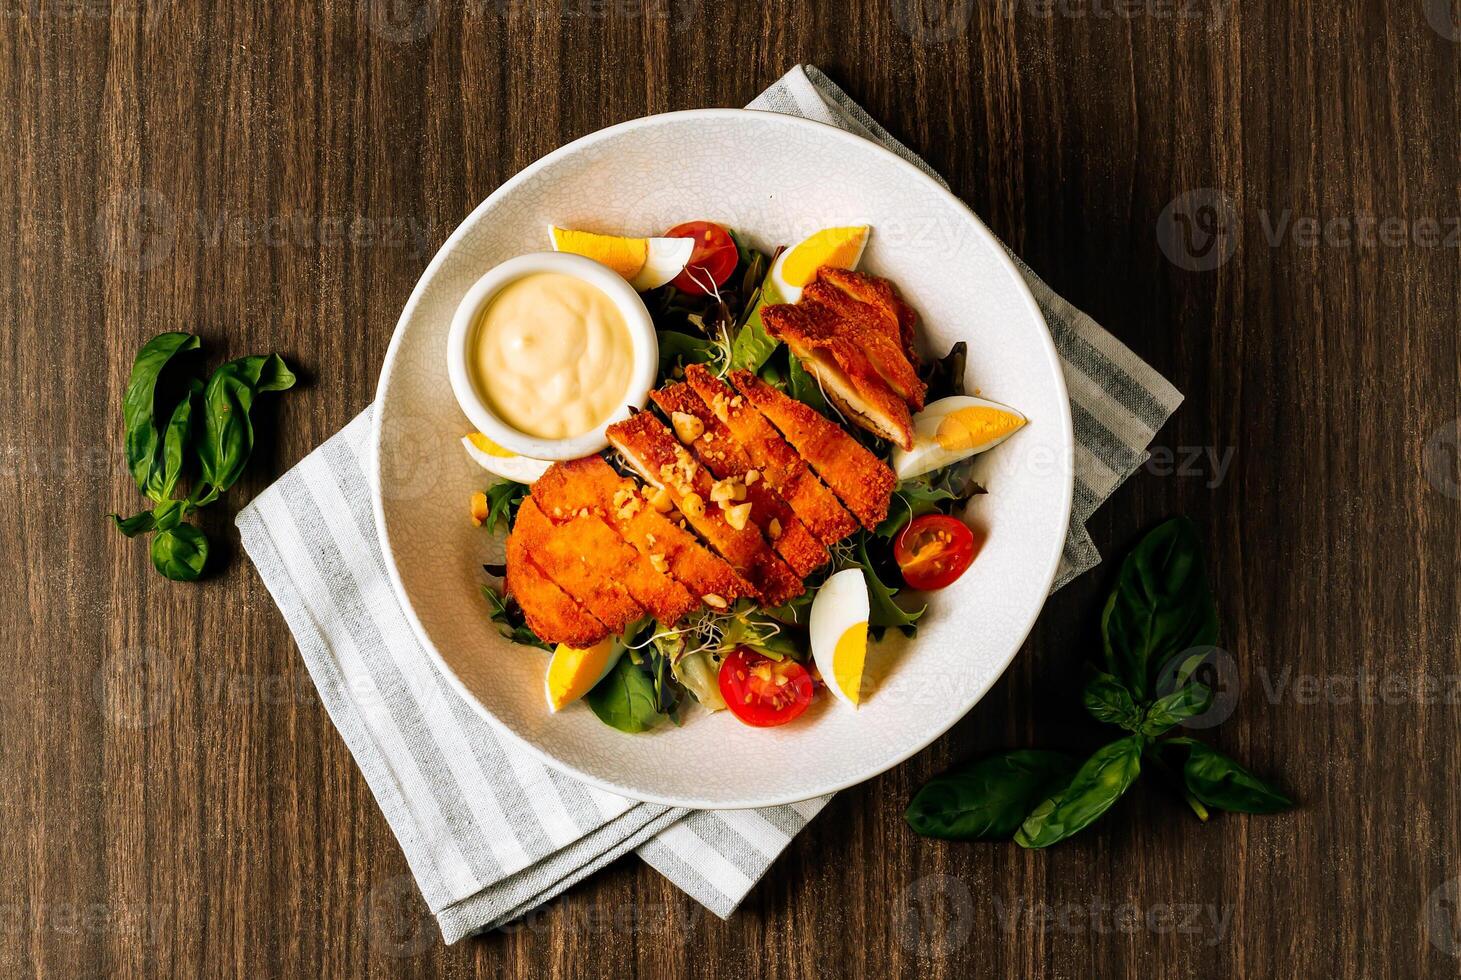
[3,0,1459,976]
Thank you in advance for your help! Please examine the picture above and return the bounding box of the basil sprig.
[110,332,296,581]
[905,517,1291,848]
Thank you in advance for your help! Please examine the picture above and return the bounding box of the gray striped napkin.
[236,65,1182,944]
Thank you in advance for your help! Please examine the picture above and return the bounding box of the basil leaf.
[857,537,925,634]
[149,498,186,532]
[159,376,203,499]
[193,354,297,501]
[583,655,667,734]
[787,355,830,415]
[110,510,158,538]
[1170,739,1293,814]
[150,523,208,581]
[1082,670,1144,731]
[906,750,1079,840]
[1140,682,1213,736]
[1100,517,1218,700]
[122,332,201,499]
[1015,736,1143,848]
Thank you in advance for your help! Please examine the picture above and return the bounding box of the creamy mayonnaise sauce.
[469,272,634,440]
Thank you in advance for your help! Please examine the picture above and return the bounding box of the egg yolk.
[934,406,1025,451]
[833,621,869,705]
[780,227,869,286]
[467,432,515,458]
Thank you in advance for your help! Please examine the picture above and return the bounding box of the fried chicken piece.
[607,411,804,607]
[533,457,754,606]
[651,383,829,579]
[814,265,919,365]
[728,369,895,530]
[560,512,699,625]
[760,300,916,448]
[803,273,926,410]
[510,498,645,633]
[505,529,610,648]
[682,364,858,546]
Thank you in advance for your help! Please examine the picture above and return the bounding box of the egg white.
[809,568,871,707]
[891,395,1027,481]
[629,237,695,291]
[461,435,554,484]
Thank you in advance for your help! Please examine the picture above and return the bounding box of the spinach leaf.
[584,655,667,734]
[731,278,784,372]
[787,354,830,415]
[875,480,956,539]
[657,330,717,377]
[122,332,201,499]
[856,537,925,634]
[193,354,297,504]
[150,523,208,581]
[1081,670,1144,731]
[905,750,1079,840]
[1168,739,1293,813]
[1140,682,1213,736]
[1101,517,1218,700]
[920,341,967,401]
[1015,736,1143,848]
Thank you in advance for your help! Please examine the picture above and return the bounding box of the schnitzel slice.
[682,364,857,546]
[505,529,610,648]
[651,383,828,578]
[728,369,895,530]
[607,411,804,607]
[532,457,754,606]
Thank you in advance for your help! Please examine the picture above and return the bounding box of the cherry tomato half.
[893,514,979,591]
[665,220,739,296]
[718,647,814,727]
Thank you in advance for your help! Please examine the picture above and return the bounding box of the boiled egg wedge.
[891,396,1028,481]
[809,568,871,707]
[768,225,870,303]
[548,226,695,291]
[461,433,553,484]
[545,636,623,712]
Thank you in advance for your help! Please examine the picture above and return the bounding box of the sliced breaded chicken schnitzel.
[682,364,858,546]
[729,369,895,530]
[607,411,804,607]
[511,497,645,633]
[506,526,610,648]
[651,382,829,578]
[760,300,916,448]
[532,456,754,608]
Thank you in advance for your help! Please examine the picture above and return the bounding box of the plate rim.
[369,107,1075,810]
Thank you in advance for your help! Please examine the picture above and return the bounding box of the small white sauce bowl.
[446,252,659,461]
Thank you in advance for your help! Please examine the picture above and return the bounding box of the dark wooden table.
[4,1,1460,976]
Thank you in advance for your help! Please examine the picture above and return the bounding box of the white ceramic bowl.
[445,251,659,461]
[371,108,1074,810]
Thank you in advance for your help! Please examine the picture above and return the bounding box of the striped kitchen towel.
[236,64,1181,944]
